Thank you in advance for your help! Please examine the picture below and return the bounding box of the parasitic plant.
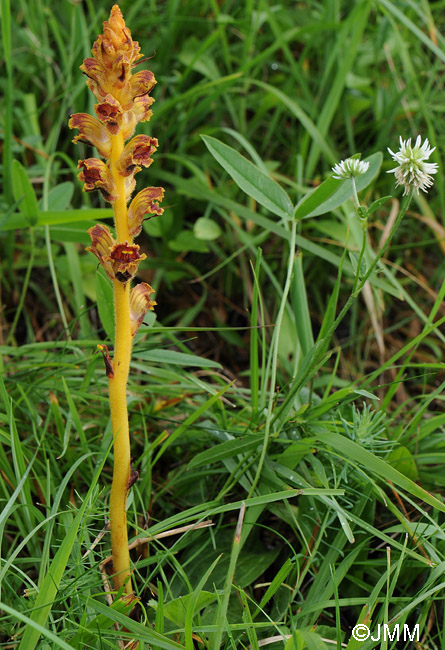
[69,5,164,595]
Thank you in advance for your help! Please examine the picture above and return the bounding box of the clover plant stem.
[108,131,133,595]
[328,190,413,342]
[351,225,367,297]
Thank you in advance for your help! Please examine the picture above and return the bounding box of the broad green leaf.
[95,268,114,342]
[11,159,39,226]
[169,230,209,252]
[194,216,222,240]
[0,208,113,231]
[160,591,217,626]
[295,152,382,220]
[50,223,92,244]
[45,182,74,211]
[201,134,294,218]
[135,348,222,369]
[367,195,392,215]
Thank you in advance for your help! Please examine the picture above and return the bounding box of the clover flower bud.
[332,158,369,179]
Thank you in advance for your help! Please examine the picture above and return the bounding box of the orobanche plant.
[69,5,164,595]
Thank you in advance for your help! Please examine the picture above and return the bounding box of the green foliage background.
[1,1,445,648]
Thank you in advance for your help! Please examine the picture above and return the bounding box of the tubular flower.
[69,114,112,158]
[87,224,146,283]
[117,135,159,177]
[108,242,147,283]
[78,159,116,202]
[95,95,124,135]
[128,187,164,237]
[130,283,157,336]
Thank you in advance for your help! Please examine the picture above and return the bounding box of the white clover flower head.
[332,158,370,179]
[387,135,438,196]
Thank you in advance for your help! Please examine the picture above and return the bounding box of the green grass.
[1,0,445,648]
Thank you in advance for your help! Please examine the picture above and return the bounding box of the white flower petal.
[387,135,438,195]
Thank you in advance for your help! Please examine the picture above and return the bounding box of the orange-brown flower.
[94,95,124,135]
[133,94,155,124]
[130,283,156,336]
[128,187,164,237]
[117,135,159,177]
[78,158,116,202]
[69,113,112,158]
[87,224,116,280]
[87,223,146,282]
[108,242,146,283]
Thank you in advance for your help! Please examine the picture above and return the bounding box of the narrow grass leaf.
[184,559,221,650]
[154,382,233,463]
[136,349,222,369]
[188,437,261,468]
[211,502,246,650]
[0,602,76,650]
[18,452,108,650]
[81,597,186,649]
[315,432,445,511]
[96,268,115,342]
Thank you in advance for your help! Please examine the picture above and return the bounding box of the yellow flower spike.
[69,113,112,158]
[130,282,157,337]
[128,187,165,237]
[117,135,159,177]
[78,158,116,202]
[72,4,164,599]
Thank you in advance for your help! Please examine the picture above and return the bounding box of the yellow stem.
[108,130,133,594]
